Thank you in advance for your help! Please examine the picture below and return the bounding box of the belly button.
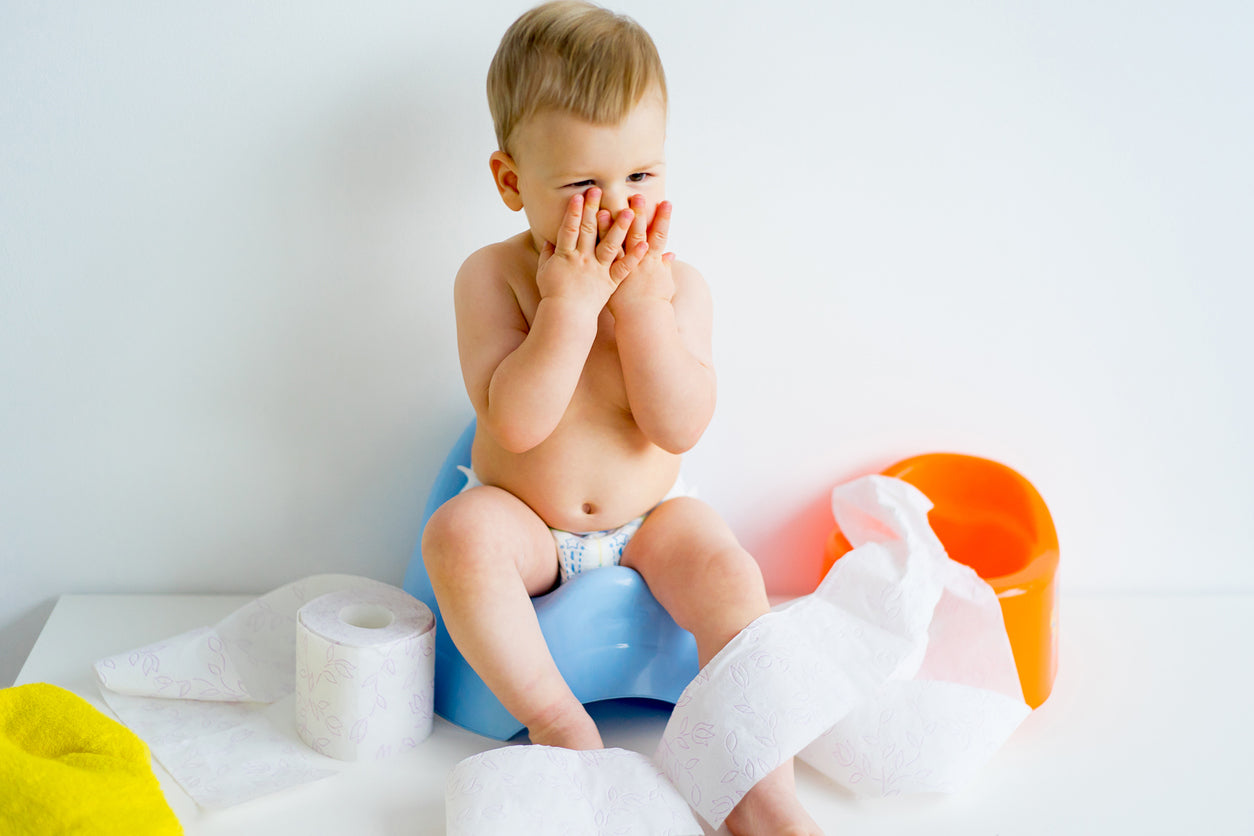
[582,502,595,515]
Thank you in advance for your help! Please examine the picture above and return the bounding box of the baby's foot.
[525,699,603,750]
[724,760,824,836]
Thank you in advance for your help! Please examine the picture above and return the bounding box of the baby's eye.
[627,172,650,183]
[565,180,595,189]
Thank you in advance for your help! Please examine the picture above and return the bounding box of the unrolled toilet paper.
[94,575,435,808]
[447,747,703,836]
[657,475,1031,827]
[295,586,435,761]
[447,475,1032,833]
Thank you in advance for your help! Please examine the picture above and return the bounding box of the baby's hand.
[536,188,648,311]
[609,196,676,309]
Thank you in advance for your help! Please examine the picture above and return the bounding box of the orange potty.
[823,454,1059,708]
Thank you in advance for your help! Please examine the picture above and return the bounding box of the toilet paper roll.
[95,574,421,808]
[295,586,435,761]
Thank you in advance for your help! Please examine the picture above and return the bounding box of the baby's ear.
[489,151,524,212]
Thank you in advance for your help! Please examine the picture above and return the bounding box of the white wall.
[3,0,1251,686]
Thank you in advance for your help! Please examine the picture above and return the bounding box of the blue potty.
[403,419,700,740]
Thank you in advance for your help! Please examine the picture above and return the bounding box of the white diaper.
[457,467,692,583]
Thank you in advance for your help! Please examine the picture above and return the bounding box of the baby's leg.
[622,497,823,836]
[422,485,602,750]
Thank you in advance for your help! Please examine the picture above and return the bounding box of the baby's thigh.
[421,485,560,595]
[621,497,761,588]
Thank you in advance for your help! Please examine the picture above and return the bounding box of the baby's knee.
[706,542,765,590]
[421,495,498,577]
[420,503,462,580]
[422,490,542,581]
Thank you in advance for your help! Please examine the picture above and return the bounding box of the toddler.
[422,3,822,833]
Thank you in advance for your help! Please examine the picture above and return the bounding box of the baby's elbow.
[649,414,709,455]
[657,385,715,454]
[665,429,704,455]
[657,437,696,455]
[484,412,546,455]
[499,433,542,455]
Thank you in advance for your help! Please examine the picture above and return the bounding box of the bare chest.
[578,311,629,408]
[518,287,630,412]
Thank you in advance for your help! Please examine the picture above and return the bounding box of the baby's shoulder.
[456,233,533,289]
[670,257,704,283]
[670,258,711,299]
[454,234,537,322]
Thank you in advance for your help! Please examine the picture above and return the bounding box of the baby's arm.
[456,189,644,452]
[607,199,717,453]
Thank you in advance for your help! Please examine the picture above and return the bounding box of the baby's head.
[488,1,666,158]
[487,1,669,248]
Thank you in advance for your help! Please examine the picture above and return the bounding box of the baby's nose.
[601,189,641,218]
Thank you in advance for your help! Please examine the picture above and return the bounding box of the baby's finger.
[554,193,583,256]
[646,200,672,256]
[610,240,649,283]
[595,208,635,266]
[597,209,612,244]
[538,240,556,266]
[626,194,649,253]
[578,187,602,254]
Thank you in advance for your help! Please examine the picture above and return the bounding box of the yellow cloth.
[0,682,182,836]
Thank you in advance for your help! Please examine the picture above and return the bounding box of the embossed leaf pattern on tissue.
[96,627,249,701]
[295,606,435,762]
[446,747,702,836]
[651,477,1031,830]
[95,575,436,807]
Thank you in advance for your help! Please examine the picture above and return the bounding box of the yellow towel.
[0,682,182,835]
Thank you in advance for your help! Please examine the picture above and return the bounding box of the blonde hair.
[487,1,667,154]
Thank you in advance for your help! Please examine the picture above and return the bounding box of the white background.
[3,0,1251,687]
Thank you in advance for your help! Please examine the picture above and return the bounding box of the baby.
[422,3,822,833]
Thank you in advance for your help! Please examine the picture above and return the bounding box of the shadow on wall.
[2,600,58,687]
[747,452,905,598]
[752,488,836,597]
[206,62,476,583]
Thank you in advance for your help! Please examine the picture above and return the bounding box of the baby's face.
[506,92,667,252]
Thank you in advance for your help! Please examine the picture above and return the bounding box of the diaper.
[458,467,692,583]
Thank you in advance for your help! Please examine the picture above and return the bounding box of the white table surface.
[15,591,1254,835]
